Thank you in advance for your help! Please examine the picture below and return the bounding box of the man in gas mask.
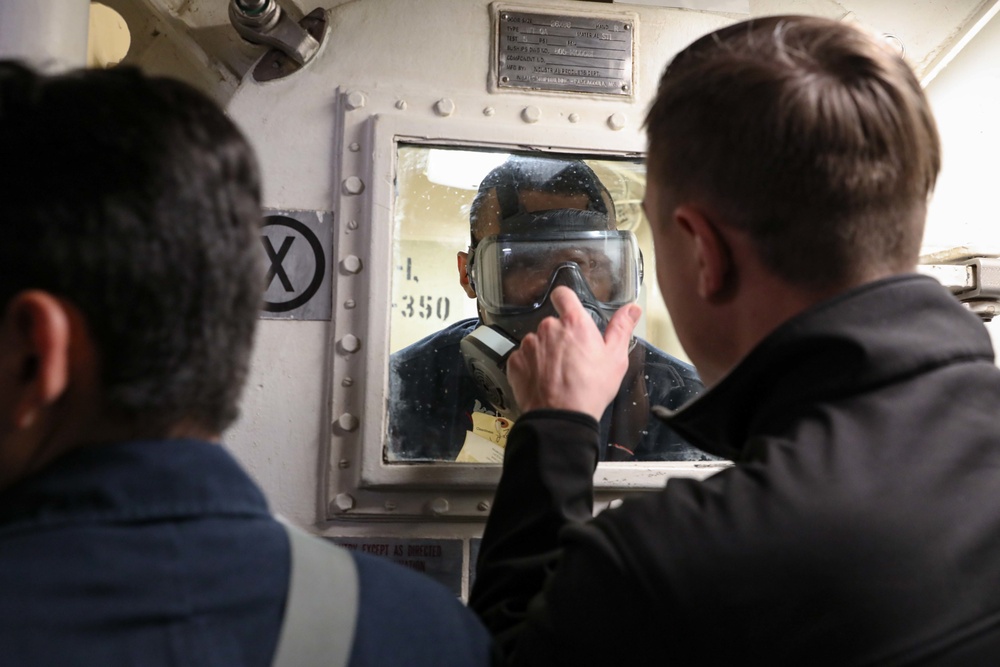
[389,156,709,462]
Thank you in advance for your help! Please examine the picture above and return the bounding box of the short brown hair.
[645,15,940,289]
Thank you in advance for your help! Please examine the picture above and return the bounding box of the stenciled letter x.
[262,235,295,291]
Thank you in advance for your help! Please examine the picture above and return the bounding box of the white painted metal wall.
[225,0,728,536]
[925,6,1000,353]
[0,0,90,70]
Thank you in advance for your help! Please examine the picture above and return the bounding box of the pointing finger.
[549,286,588,323]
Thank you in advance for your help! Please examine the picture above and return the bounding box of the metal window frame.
[325,109,729,522]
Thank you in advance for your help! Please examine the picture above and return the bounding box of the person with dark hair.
[389,155,707,462]
[0,61,493,667]
[471,16,1000,665]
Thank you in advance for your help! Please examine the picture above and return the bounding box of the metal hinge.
[920,254,1000,321]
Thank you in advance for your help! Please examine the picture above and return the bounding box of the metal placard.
[496,9,633,96]
[327,537,464,596]
[259,209,333,320]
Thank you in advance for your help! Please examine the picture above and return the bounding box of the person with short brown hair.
[645,14,940,296]
[471,16,1000,666]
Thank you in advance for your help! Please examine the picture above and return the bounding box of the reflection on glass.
[387,146,718,463]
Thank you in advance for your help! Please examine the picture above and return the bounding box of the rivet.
[338,412,359,430]
[429,497,450,516]
[395,99,408,110]
[343,176,365,195]
[607,112,627,131]
[340,334,361,353]
[483,106,496,117]
[349,142,360,152]
[434,98,456,117]
[521,106,541,123]
[568,112,580,123]
[338,458,350,469]
[344,299,356,309]
[342,376,354,387]
[341,255,363,273]
[347,219,359,230]
[345,90,367,110]
[333,493,355,511]
[500,75,509,84]
[477,501,490,512]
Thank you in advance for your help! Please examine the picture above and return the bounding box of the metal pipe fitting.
[236,0,270,14]
[229,0,319,66]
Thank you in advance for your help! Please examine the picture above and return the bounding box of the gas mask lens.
[471,230,642,313]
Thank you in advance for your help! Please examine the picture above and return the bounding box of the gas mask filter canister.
[459,324,520,419]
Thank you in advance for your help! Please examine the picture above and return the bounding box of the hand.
[507,286,642,422]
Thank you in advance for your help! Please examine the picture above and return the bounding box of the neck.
[695,227,895,386]
[0,404,219,493]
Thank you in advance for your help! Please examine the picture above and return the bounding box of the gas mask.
[460,209,643,418]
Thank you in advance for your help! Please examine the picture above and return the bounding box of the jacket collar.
[653,275,994,460]
[0,438,270,530]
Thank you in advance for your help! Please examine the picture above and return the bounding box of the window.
[385,144,717,465]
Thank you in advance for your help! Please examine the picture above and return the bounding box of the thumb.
[604,303,641,354]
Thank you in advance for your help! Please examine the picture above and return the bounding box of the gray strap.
[271,520,359,667]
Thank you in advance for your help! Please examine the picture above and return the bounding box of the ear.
[0,291,72,430]
[673,205,732,301]
[457,250,477,299]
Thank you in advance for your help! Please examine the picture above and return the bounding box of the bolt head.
[607,112,627,131]
[343,176,365,195]
[521,106,541,123]
[345,90,367,110]
[338,412,360,431]
[434,98,456,117]
[341,255,363,274]
[429,497,450,516]
[340,334,361,353]
[333,493,355,511]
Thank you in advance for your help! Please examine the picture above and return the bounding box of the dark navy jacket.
[389,318,710,462]
[0,439,493,667]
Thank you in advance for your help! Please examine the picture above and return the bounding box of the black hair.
[0,61,263,434]
[468,155,615,247]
